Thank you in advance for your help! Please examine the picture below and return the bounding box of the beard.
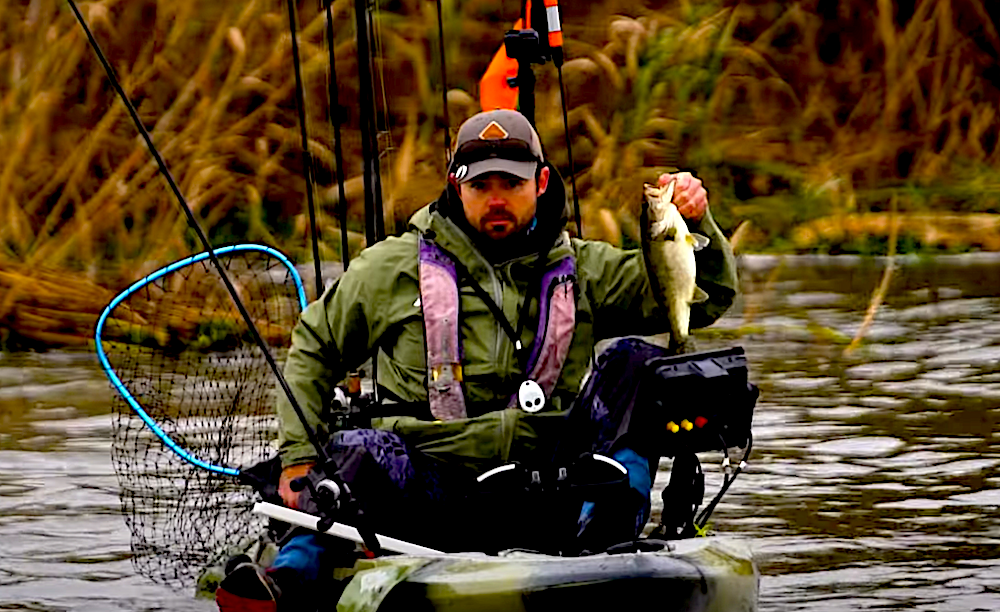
[479,211,517,234]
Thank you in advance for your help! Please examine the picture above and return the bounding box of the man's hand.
[658,172,707,222]
[278,462,315,509]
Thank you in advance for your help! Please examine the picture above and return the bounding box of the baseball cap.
[451,110,544,183]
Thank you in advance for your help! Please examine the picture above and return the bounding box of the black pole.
[354,0,385,245]
[434,0,452,166]
[285,0,324,300]
[557,64,582,237]
[67,0,332,466]
[354,0,383,401]
[323,0,352,272]
[516,58,536,127]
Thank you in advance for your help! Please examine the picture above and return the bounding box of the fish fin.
[691,286,710,304]
[686,233,710,251]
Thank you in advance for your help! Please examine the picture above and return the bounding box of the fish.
[641,180,710,349]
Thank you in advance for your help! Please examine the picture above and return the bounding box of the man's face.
[452,166,550,240]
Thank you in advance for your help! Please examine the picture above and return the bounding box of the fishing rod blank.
[67,0,333,470]
[556,62,582,238]
[354,0,386,246]
[353,0,385,401]
[322,0,352,272]
[435,0,452,167]
[285,0,325,299]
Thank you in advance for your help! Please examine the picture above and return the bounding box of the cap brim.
[457,159,537,183]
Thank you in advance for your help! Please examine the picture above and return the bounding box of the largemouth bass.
[641,181,710,349]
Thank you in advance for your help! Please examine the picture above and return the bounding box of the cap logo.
[478,121,509,140]
[454,164,468,180]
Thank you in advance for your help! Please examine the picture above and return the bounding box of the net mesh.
[101,248,304,588]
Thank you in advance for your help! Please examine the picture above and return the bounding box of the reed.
[845,194,900,356]
[2,0,1000,347]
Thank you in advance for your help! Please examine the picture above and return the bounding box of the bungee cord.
[695,433,753,529]
[284,0,325,299]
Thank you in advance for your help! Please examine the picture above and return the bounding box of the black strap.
[432,235,554,370]
[453,260,523,354]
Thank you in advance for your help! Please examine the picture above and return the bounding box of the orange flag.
[479,18,523,112]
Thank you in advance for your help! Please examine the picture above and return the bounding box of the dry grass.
[845,194,900,355]
[542,0,1000,249]
[791,211,1000,252]
[2,0,1000,346]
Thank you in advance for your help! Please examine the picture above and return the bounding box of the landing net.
[98,245,306,588]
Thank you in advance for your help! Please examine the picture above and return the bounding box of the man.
[217,109,738,611]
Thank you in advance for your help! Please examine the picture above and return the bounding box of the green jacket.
[277,179,738,468]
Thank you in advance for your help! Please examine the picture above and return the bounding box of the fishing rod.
[435,0,452,167]
[285,0,325,299]
[71,0,402,555]
[548,0,583,239]
[68,0,328,469]
[354,0,386,247]
[351,0,387,401]
[67,0,361,525]
[322,0,353,272]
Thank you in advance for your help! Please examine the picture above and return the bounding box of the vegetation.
[2,0,999,347]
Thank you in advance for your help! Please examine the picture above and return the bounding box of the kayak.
[197,536,758,611]
[334,537,758,612]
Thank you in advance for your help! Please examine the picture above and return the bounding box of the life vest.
[418,234,576,420]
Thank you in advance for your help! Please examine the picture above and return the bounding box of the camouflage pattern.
[334,537,758,612]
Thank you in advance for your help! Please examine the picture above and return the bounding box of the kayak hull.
[335,538,758,612]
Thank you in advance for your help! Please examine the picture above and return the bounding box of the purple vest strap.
[418,236,466,420]
[515,256,577,407]
[418,235,577,419]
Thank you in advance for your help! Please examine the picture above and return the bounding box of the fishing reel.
[325,371,377,430]
[289,463,382,555]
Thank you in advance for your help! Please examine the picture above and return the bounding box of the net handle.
[95,244,308,476]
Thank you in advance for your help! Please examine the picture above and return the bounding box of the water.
[1,254,999,611]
